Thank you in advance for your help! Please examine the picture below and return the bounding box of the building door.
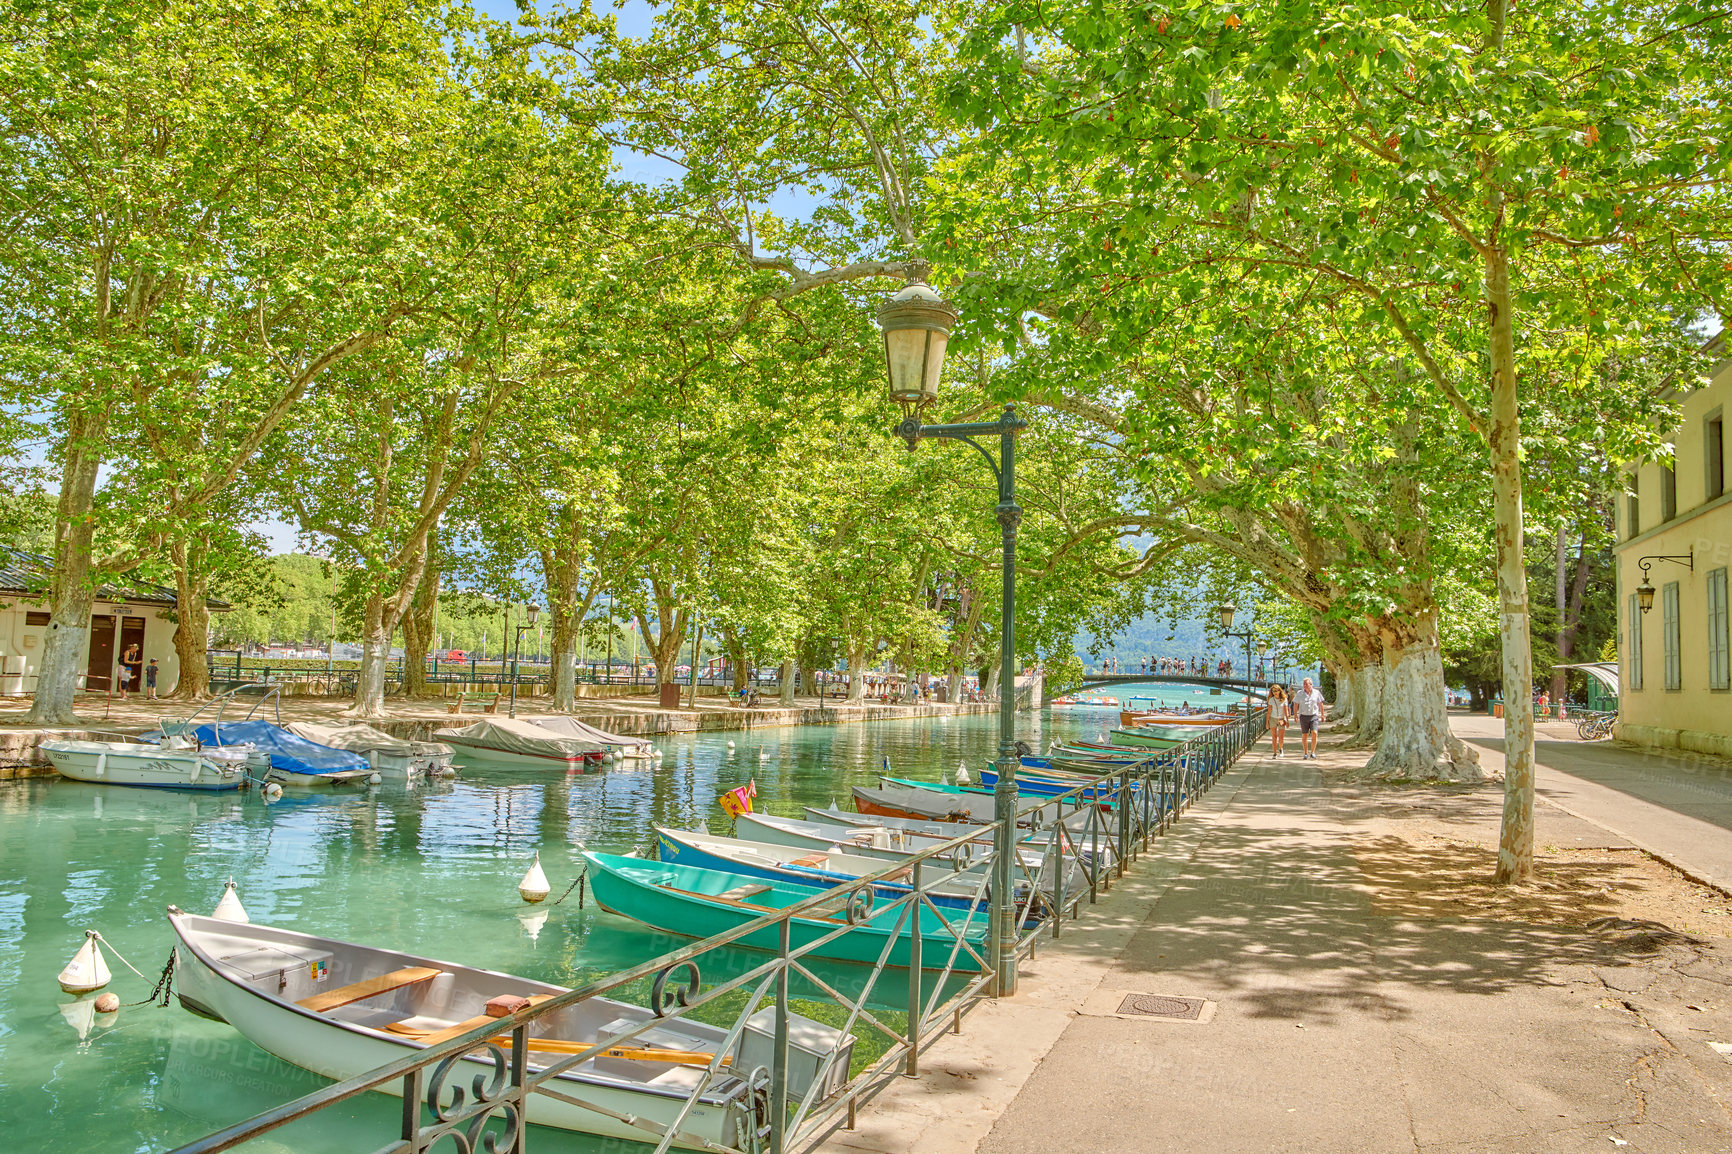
[120,616,146,693]
[87,615,116,691]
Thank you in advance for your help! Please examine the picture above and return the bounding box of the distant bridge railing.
[1046,674,1281,702]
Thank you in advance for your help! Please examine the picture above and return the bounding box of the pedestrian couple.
[1266,677,1324,759]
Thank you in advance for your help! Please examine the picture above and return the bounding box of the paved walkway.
[835,731,1732,1154]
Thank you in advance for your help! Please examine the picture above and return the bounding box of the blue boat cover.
[194,720,369,777]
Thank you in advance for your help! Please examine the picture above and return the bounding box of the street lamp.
[1635,551,1693,614]
[1217,603,1257,715]
[508,604,540,718]
[880,279,1027,998]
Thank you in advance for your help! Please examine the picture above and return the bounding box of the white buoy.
[368,772,382,785]
[212,878,249,924]
[519,854,551,903]
[58,931,111,994]
[956,762,970,786]
[726,740,735,749]
[262,782,283,801]
[518,909,549,943]
[94,992,119,1014]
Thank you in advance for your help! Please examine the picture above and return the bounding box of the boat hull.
[584,852,988,971]
[40,741,242,791]
[440,735,605,770]
[167,912,765,1150]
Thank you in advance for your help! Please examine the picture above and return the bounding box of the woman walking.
[1267,685,1290,758]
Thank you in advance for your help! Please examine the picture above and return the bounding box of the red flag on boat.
[718,780,757,818]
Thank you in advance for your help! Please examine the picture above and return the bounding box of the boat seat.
[400,994,556,1046]
[718,883,772,901]
[788,854,829,868]
[298,966,443,1013]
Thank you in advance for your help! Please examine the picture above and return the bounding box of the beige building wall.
[1615,338,1732,757]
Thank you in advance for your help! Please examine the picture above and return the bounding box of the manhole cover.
[1116,994,1206,1020]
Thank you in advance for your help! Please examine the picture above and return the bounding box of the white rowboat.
[167,909,853,1151]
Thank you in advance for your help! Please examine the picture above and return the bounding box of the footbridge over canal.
[1045,673,1277,704]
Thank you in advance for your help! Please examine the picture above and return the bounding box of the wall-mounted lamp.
[1635,551,1693,614]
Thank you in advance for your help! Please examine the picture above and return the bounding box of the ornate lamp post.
[879,280,1026,997]
[508,604,540,718]
[1218,603,1257,715]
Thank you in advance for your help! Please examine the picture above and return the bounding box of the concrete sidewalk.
[835,737,1732,1154]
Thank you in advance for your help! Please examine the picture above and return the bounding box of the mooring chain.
[551,872,586,907]
[123,948,177,1009]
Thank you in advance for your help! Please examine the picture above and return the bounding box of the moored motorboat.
[284,721,455,778]
[582,851,989,971]
[167,908,854,1150]
[39,737,244,791]
[155,720,375,786]
[525,716,656,759]
[433,718,610,770]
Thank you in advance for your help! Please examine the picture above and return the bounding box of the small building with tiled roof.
[0,548,229,698]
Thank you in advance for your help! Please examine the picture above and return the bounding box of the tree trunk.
[169,535,212,700]
[845,643,867,703]
[1331,667,1356,729]
[1551,528,1592,705]
[549,604,578,711]
[724,632,750,693]
[1344,661,1385,747]
[1358,624,1481,781]
[778,658,796,706]
[1487,244,1537,884]
[349,591,392,718]
[947,591,984,708]
[400,549,439,697]
[981,653,1001,700]
[27,410,106,724]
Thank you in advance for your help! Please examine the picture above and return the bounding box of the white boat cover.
[434,718,607,757]
[524,716,651,749]
[285,721,453,758]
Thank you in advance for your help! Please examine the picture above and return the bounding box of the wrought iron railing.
[170,712,1264,1154]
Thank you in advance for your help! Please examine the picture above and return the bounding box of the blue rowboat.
[884,773,1123,806]
[582,851,989,971]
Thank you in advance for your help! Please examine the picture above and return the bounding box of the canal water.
[0,691,1228,1151]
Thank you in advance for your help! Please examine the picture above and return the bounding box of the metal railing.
[171,711,1265,1154]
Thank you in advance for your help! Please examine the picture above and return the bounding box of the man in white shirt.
[1295,677,1326,759]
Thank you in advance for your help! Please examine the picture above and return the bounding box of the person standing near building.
[1295,677,1326,759]
[145,658,160,700]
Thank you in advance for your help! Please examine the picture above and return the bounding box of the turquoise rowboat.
[582,851,989,971]
[1109,726,1209,747]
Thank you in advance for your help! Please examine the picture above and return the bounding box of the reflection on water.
[0,709,1115,1150]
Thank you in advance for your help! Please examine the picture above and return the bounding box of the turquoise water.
[0,704,1158,1152]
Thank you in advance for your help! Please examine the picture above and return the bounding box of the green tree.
[951,0,1729,876]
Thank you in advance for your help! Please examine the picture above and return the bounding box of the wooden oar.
[499,1037,732,1066]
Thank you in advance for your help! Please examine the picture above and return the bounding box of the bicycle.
[1574,710,1617,741]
